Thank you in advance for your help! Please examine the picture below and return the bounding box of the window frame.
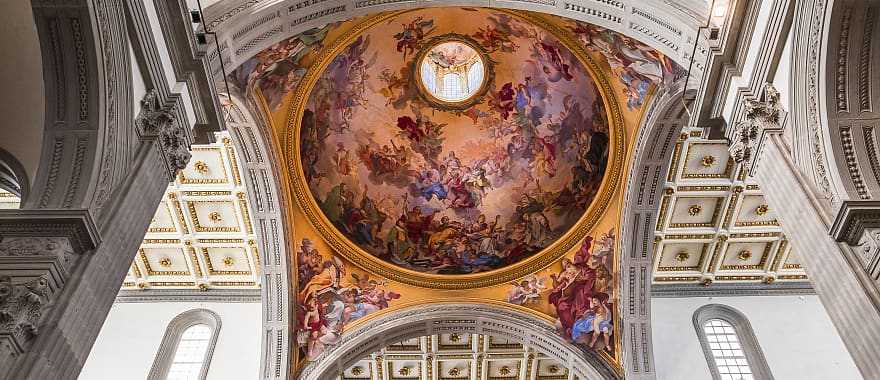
[693,304,774,380]
[149,309,222,380]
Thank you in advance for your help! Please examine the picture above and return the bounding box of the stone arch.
[300,302,620,380]
[220,92,293,379]
[23,0,137,217]
[617,86,688,380]
[816,0,880,202]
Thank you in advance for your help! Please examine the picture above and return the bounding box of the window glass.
[166,324,212,380]
[703,319,754,380]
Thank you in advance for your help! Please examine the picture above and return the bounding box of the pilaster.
[0,210,99,374]
[2,144,171,380]
[732,83,880,379]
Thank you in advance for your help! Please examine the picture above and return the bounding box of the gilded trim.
[281,10,628,289]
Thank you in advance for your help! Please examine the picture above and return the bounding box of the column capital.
[728,83,786,176]
[830,201,880,246]
[135,89,193,182]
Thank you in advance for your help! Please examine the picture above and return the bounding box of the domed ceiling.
[297,8,610,276]
[229,5,683,375]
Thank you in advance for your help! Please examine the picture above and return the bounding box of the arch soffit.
[220,91,293,379]
[815,0,879,202]
[301,302,620,380]
[617,86,688,376]
[202,0,709,74]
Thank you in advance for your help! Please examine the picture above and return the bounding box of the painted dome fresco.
[297,8,611,275]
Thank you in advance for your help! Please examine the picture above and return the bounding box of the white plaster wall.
[652,295,861,380]
[79,301,261,380]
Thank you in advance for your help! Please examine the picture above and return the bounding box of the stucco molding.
[115,288,261,303]
[148,308,223,380]
[652,282,814,297]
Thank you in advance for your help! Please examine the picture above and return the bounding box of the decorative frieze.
[135,90,193,181]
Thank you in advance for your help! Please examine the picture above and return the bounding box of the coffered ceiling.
[341,334,570,380]
[652,135,807,286]
[122,131,261,291]
[0,189,19,209]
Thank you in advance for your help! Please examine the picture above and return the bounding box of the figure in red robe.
[549,236,597,339]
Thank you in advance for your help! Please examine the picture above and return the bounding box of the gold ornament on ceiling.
[700,155,716,167]
[158,257,172,267]
[688,204,702,216]
[755,204,769,216]
[398,366,411,376]
[499,366,512,376]
[548,365,560,374]
[351,366,363,376]
[222,256,235,267]
[448,367,461,377]
[449,333,461,343]
[737,250,752,261]
[194,160,210,174]
[208,211,222,223]
[675,251,690,262]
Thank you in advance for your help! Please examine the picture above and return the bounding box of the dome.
[297,8,612,277]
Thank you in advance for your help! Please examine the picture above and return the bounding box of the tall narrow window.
[694,305,773,380]
[703,319,753,379]
[149,309,221,380]
[166,325,212,380]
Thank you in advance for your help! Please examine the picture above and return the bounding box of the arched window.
[149,309,221,380]
[693,305,773,380]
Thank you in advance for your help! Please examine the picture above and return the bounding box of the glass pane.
[703,319,753,378]
[167,324,212,380]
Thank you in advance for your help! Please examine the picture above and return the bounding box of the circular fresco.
[298,9,612,277]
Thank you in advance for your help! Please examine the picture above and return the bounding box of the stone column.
[732,84,880,379]
[0,89,190,379]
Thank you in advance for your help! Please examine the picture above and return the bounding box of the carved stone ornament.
[0,237,76,272]
[136,89,192,180]
[0,275,51,345]
[728,83,784,175]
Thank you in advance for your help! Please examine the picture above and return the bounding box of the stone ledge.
[0,209,100,253]
[830,200,880,245]
[115,288,261,303]
[652,281,815,297]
